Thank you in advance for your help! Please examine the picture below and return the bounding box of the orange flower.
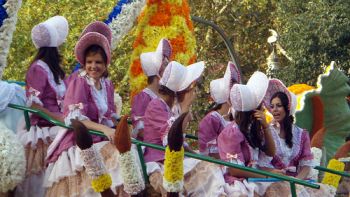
[133,33,146,48]
[188,54,197,65]
[149,12,172,26]
[130,59,143,77]
[170,35,187,58]
[147,0,162,5]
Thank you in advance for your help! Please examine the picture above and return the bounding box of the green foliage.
[3,0,116,81]
[187,0,276,134]
[3,0,350,135]
[274,0,350,85]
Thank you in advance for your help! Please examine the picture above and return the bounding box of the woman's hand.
[180,88,196,113]
[254,109,268,129]
[269,169,286,176]
[103,128,115,143]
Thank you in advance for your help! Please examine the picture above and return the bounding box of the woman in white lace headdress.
[15,16,69,197]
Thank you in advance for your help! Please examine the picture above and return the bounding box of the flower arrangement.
[115,115,145,195]
[119,151,145,194]
[107,0,146,50]
[91,173,113,193]
[0,122,26,193]
[72,119,113,193]
[129,0,197,98]
[0,0,22,79]
[80,146,112,193]
[321,158,345,188]
[162,113,188,194]
[163,146,184,192]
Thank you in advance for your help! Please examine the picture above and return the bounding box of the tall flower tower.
[129,0,197,98]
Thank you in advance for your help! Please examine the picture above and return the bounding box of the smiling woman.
[84,45,108,84]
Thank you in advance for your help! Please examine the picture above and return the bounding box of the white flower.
[309,147,323,180]
[0,122,26,192]
[119,151,145,195]
[0,0,22,79]
[108,0,146,50]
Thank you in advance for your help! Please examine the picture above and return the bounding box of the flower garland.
[129,0,197,98]
[0,122,26,193]
[107,0,146,50]
[80,146,112,193]
[119,151,145,194]
[321,158,345,188]
[0,0,22,79]
[91,174,113,193]
[163,146,184,192]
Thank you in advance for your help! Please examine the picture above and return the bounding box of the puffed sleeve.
[218,124,246,166]
[130,92,152,137]
[299,129,314,167]
[198,113,222,154]
[144,99,176,146]
[62,76,90,126]
[25,64,48,106]
[105,79,117,119]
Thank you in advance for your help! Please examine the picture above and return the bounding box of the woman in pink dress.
[44,22,127,197]
[262,79,335,197]
[16,16,69,197]
[130,38,172,140]
[143,61,227,196]
[217,71,277,197]
[198,62,241,158]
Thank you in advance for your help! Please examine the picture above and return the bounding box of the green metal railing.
[7,103,350,197]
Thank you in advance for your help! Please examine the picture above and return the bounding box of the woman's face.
[270,97,286,123]
[85,52,107,81]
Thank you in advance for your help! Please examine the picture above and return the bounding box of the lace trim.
[79,70,110,125]
[299,159,315,167]
[119,151,145,195]
[258,154,274,168]
[210,111,230,128]
[64,103,89,126]
[207,138,218,154]
[79,146,107,179]
[270,125,303,166]
[132,120,144,138]
[143,88,158,99]
[226,153,245,166]
[162,116,177,146]
[26,87,43,107]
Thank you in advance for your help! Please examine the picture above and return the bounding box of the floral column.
[129,0,197,99]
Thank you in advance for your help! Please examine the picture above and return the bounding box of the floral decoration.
[163,146,184,192]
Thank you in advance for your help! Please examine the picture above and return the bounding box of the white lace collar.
[79,70,109,123]
[271,124,303,166]
[143,88,158,99]
[210,111,230,127]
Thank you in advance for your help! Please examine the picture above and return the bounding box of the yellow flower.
[164,146,184,183]
[321,159,345,188]
[91,174,112,193]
